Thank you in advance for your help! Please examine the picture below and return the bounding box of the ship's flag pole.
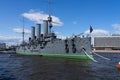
[89,25,93,37]
[89,25,93,51]
[90,25,93,33]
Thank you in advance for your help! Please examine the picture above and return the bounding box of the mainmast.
[47,0,53,34]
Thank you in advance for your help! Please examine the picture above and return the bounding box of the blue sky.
[0,0,120,45]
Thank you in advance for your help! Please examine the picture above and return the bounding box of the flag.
[90,25,93,33]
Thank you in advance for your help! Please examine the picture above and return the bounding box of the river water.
[0,52,120,80]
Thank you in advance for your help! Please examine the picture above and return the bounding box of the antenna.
[48,0,51,17]
[47,0,52,22]
[39,0,60,24]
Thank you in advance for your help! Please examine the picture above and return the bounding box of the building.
[93,36,120,50]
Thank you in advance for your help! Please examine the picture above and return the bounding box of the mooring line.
[82,49,117,68]
[92,52,111,61]
[82,49,98,62]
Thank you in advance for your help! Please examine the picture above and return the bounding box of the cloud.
[13,28,31,34]
[73,21,77,25]
[112,23,120,34]
[0,27,31,46]
[112,23,120,30]
[22,10,63,26]
[0,36,20,41]
[84,29,110,36]
[0,35,22,45]
[0,35,30,45]
[55,31,66,39]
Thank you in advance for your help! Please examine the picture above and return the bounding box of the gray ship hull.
[16,37,93,60]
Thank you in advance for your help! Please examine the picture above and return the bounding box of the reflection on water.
[0,53,120,80]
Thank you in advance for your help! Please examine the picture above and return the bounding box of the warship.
[16,1,94,60]
[16,15,93,60]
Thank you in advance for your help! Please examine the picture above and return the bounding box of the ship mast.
[22,17,25,44]
[47,0,53,33]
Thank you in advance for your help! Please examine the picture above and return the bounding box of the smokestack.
[44,20,48,37]
[31,26,35,40]
[36,24,41,40]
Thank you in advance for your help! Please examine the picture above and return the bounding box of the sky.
[0,0,120,45]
